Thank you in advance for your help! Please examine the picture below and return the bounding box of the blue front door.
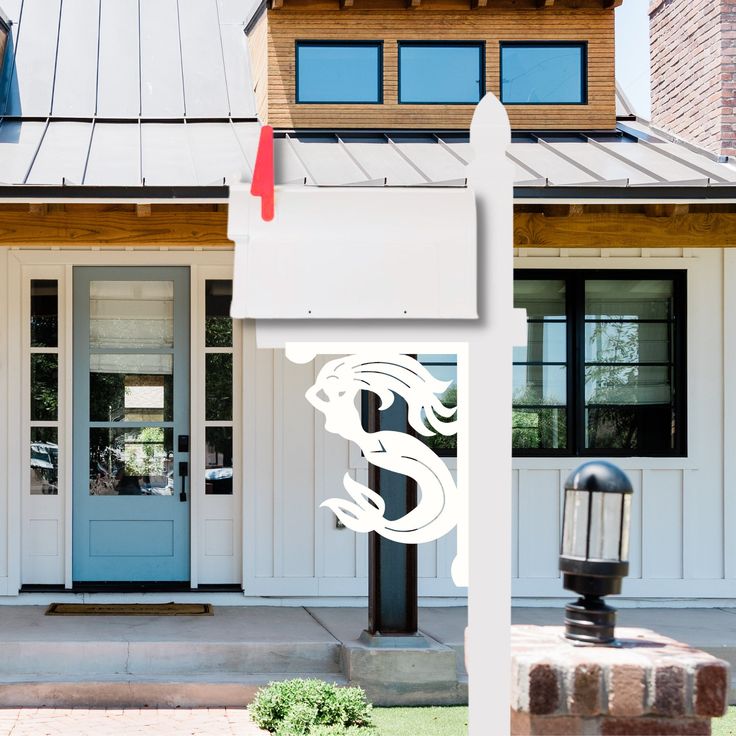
[73,267,190,582]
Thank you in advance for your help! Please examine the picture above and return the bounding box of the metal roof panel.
[5,0,61,116]
[26,121,92,185]
[511,143,599,186]
[543,142,659,186]
[178,0,230,118]
[96,0,140,118]
[52,0,100,117]
[84,122,140,186]
[220,23,256,117]
[186,122,247,185]
[598,141,716,183]
[140,0,185,117]
[341,142,426,186]
[393,142,466,183]
[141,123,197,185]
[0,120,45,183]
[288,140,367,185]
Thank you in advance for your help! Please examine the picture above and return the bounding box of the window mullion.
[572,272,585,456]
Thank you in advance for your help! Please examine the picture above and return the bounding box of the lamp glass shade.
[588,491,623,562]
[562,489,590,559]
[620,493,632,562]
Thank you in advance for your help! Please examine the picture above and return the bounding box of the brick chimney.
[650,0,732,157]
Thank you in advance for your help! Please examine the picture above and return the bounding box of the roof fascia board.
[244,2,267,35]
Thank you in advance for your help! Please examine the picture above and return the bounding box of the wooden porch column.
[366,391,418,636]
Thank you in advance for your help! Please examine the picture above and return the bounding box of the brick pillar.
[511,625,729,735]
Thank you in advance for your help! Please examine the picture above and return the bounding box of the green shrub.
[249,678,374,735]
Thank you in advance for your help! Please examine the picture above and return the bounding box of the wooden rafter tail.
[536,0,554,6]
[406,0,421,9]
[602,0,624,7]
[340,0,354,8]
[470,0,488,9]
[270,0,283,9]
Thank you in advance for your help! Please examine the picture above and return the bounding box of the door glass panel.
[205,280,233,347]
[31,280,58,348]
[89,427,174,496]
[90,354,173,422]
[205,427,233,495]
[205,353,232,421]
[31,354,58,421]
[31,427,59,495]
[90,280,174,349]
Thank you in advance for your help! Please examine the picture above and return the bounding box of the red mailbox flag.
[251,125,275,222]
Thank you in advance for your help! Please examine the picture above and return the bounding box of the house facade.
[0,0,734,604]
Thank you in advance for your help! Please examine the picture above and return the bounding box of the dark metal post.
[366,390,418,636]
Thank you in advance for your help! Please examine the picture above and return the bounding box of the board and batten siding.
[260,8,616,130]
[243,346,459,597]
[513,248,733,601]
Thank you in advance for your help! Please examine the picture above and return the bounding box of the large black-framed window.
[398,41,484,105]
[500,41,588,105]
[513,271,687,457]
[295,41,383,104]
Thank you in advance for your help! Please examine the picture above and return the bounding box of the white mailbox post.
[228,94,518,735]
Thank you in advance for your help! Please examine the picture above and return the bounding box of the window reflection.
[89,354,173,422]
[31,354,58,421]
[89,427,173,496]
[205,427,232,495]
[205,353,232,421]
[31,427,58,495]
[31,280,58,348]
[205,280,233,347]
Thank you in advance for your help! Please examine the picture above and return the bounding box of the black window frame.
[513,269,687,458]
[295,40,384,105]
[397,40,485,106]
[500,41,588,106]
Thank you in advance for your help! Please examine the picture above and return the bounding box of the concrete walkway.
[0,708,267,735]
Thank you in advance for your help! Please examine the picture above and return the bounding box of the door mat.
[45,602,214,616]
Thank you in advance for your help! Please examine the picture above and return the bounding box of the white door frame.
[7,248,243,593]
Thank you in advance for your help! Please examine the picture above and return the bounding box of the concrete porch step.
[0,673,349,708]
[0,604,470,707]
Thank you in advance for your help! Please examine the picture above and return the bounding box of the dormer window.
[398,42,484,105]
[296,41,383,104]
[500,42,588,105]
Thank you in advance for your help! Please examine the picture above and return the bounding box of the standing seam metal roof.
[0,0,735,196]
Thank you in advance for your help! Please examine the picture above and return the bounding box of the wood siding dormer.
[248,0,618,130]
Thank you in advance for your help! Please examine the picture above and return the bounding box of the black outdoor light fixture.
[559,460,633,645]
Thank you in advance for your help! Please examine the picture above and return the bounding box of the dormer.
[246,0,622,130]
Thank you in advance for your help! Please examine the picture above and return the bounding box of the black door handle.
[179,461,188,502]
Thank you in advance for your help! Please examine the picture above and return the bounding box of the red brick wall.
[650,0,725,155]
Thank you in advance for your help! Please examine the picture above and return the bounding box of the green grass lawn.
[370,707,468,736]
[714,707,736,736]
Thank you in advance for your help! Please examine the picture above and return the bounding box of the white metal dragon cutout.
[306,354,459,545]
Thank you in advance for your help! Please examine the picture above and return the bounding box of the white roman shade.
[228,185,477,319]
